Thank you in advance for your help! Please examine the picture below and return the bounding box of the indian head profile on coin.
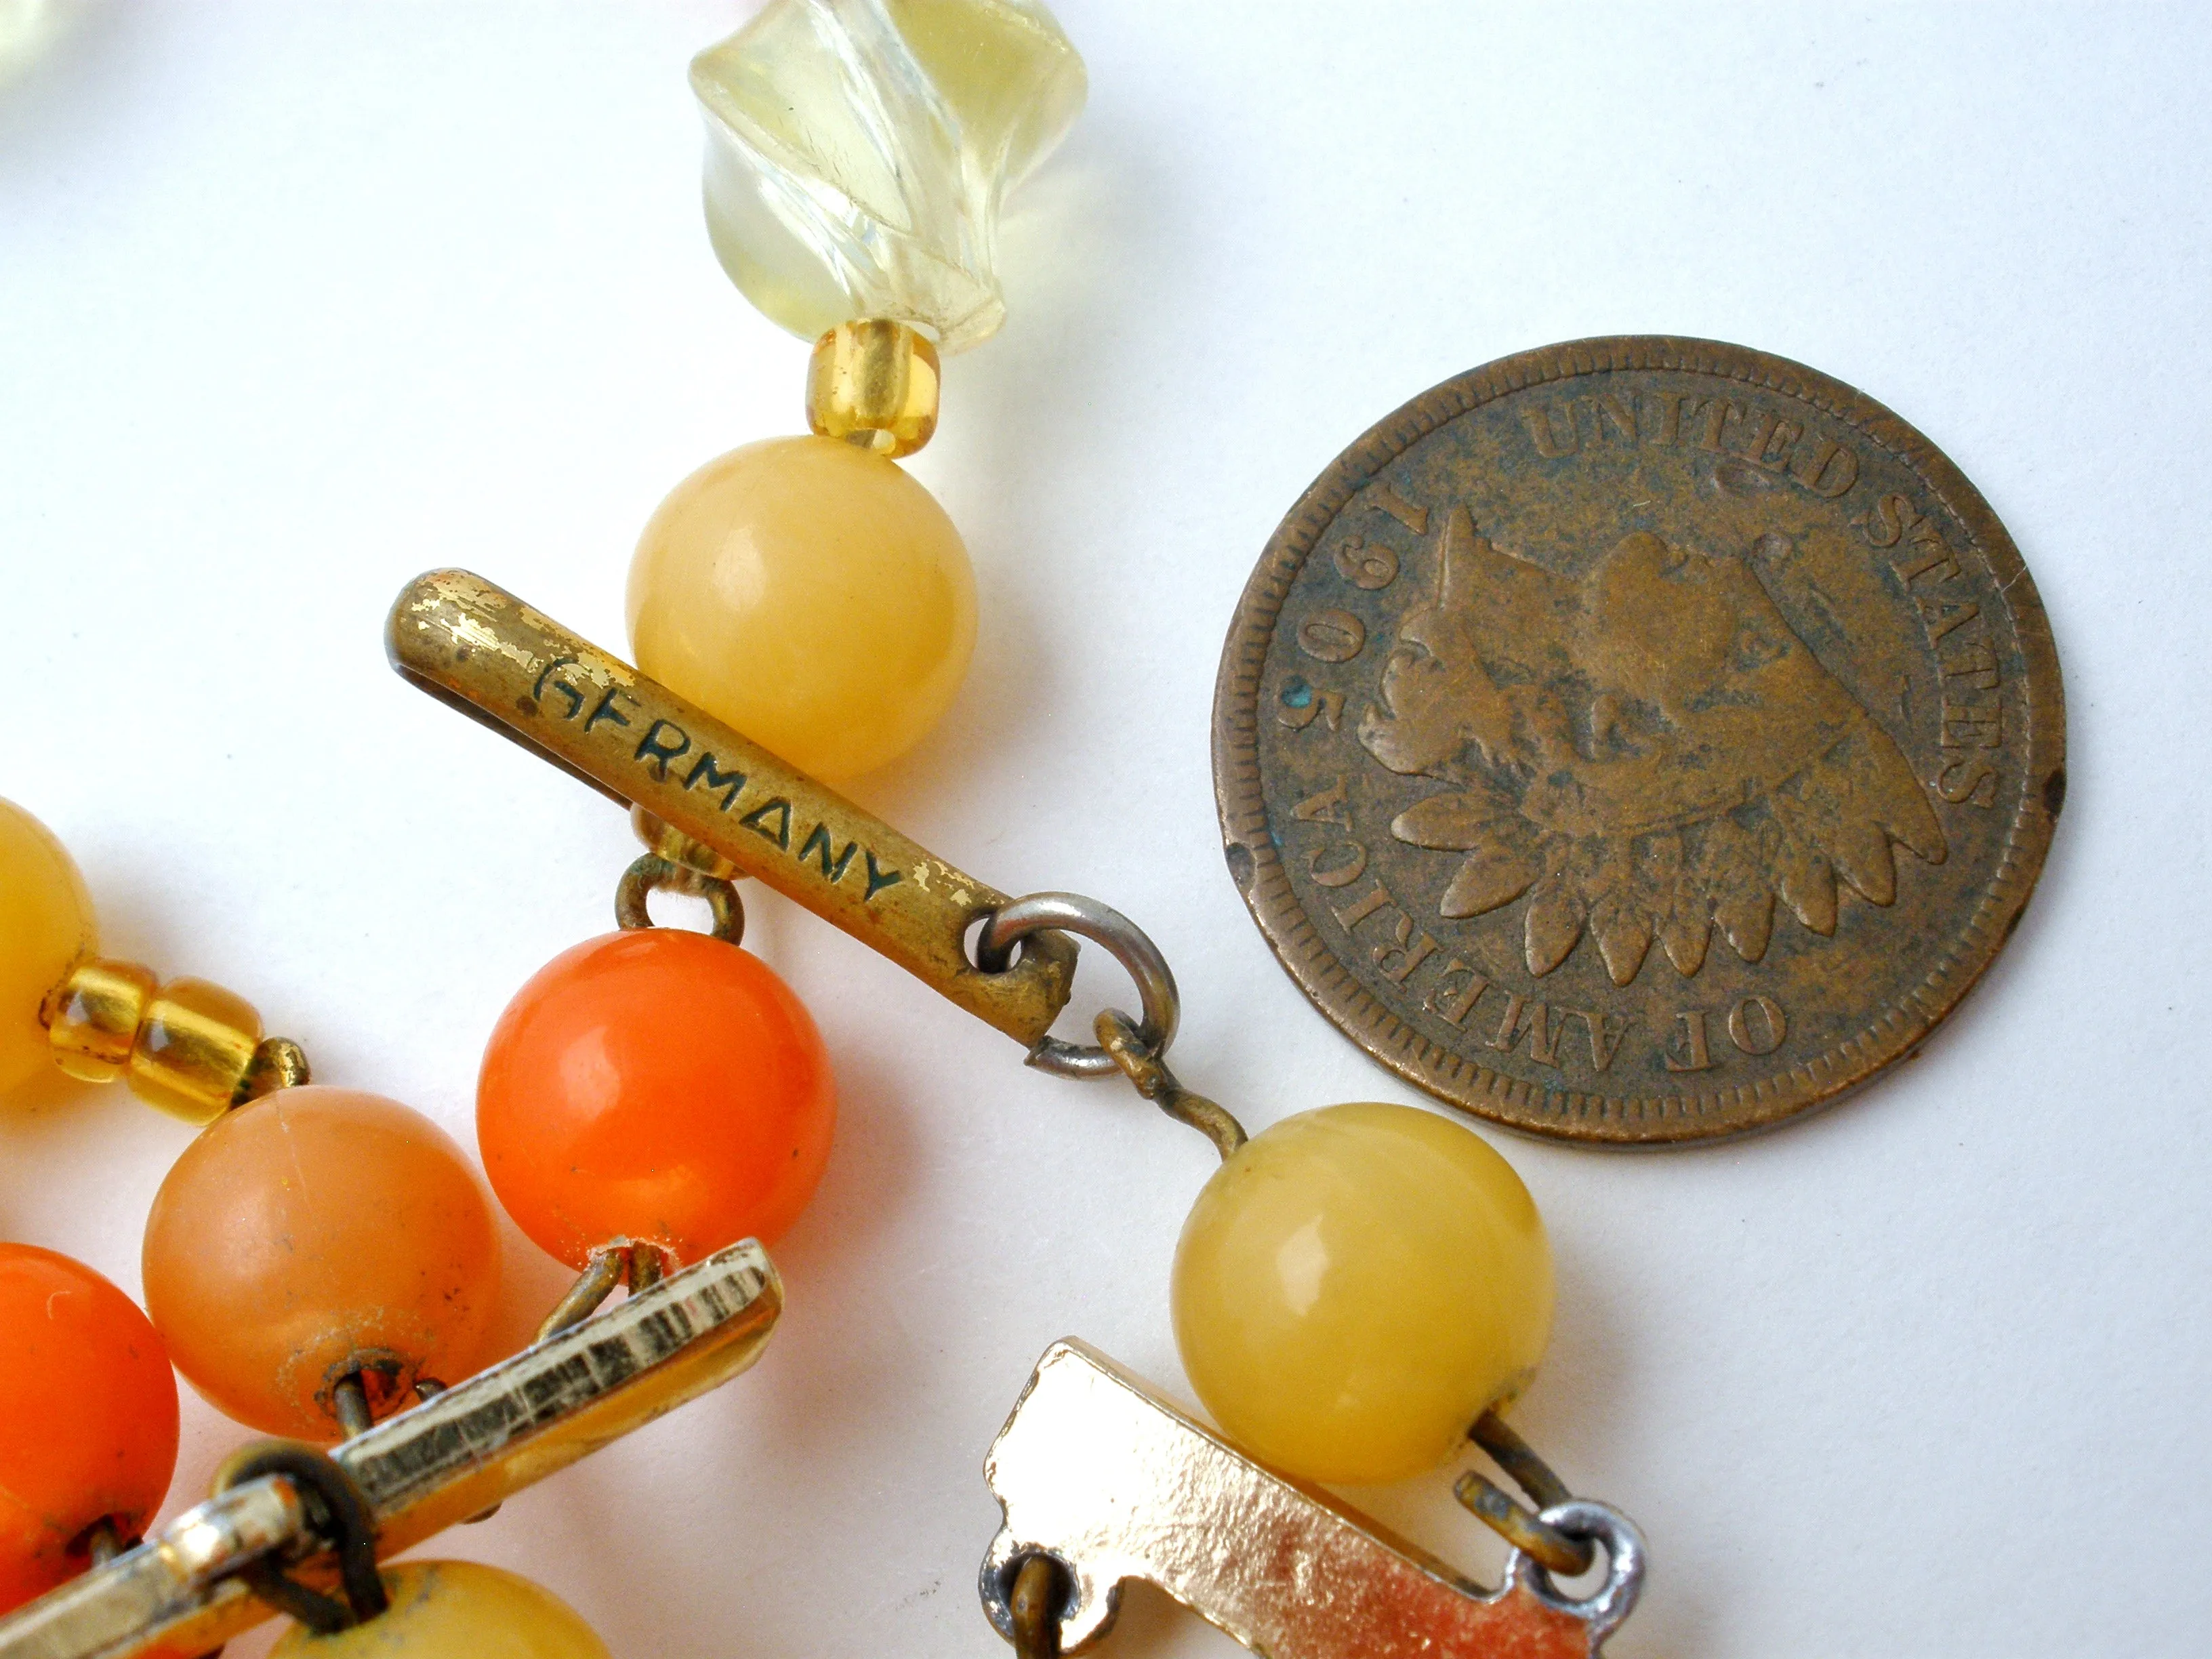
[1214,337,2064,1143]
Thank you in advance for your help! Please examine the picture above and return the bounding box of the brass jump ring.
[616,854,745,945]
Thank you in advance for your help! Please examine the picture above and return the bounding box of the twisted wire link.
[1094,1009,1246,1160]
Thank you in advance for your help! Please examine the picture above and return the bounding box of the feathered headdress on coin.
[1357,508,1945,985]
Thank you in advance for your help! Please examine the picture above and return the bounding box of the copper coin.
[1213,337,2064,1144]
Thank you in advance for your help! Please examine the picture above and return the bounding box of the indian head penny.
[1214,337,2064,1144]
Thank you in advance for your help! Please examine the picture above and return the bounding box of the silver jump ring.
[975,893,1179,1079]
[1506,1500,1645,1650]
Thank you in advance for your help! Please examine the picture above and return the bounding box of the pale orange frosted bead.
[0,798,96,1097]
[626,435,975,781]
[141,1086,501,1439]
[270,1562,609,1658]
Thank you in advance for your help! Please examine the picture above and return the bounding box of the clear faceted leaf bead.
[691,0,1086,354]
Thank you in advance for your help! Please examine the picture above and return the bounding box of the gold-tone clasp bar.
[982,1342,1644,1658]
[386,570,1076,1050]
[0,1241,781,1659]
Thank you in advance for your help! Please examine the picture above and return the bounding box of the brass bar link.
[626,1242,665,1293]
[984,1340,1647,1658]
[617,855,745,945]
[1454,1412,1595,1579]
[1007,1553,1073,1659]
[1094,1010,1246,1162]
[386,572,1077,1050]
[212,1444,388,1636]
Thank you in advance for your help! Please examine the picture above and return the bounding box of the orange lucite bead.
[140,1086,501,1441]
[477,929,835,1270]
[0,1244,180,1614]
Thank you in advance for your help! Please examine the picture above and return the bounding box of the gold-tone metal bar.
[0,1240,781,1659]
[981,1341,1643,1658]
[386,569,1077,1049]
[159,1475,305,1588]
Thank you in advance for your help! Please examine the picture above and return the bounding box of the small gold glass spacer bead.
[45,957,158,1084]
[806,319,941,458]
[630,806,741,881]
[236,1035,312,1103]
[127,976,264,1125]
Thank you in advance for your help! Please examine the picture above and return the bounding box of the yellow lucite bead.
[691,0,1087,352]
[127,976,262,1124]
[47,957,158,1084]
[628,435,976,781]
[1171,1102,1555,1488]
[270,1562,609,1659]
[0,798,96,1097]
[808,319,941,457]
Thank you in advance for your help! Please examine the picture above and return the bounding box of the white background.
[3,3,2208,1656]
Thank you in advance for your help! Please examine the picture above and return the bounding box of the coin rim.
[1211,335,2066,1145]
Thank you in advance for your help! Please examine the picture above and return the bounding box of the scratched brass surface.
[0,1240,781,1659]
[981,1340,1597,1658]
[1214,337,2064,1143]
[387,570,1076,1049]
